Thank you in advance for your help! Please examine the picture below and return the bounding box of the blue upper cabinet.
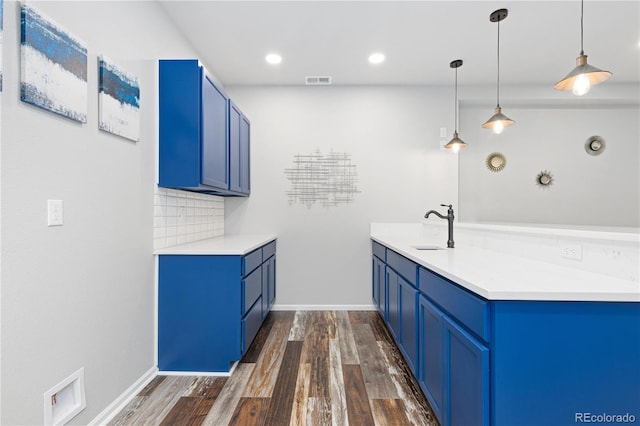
[201,70,229,189]
[229,100,251,195]
[159,59,250,196]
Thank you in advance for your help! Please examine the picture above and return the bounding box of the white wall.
[225,86,458,307]
[0,1,203,424]
[457,84,640,227]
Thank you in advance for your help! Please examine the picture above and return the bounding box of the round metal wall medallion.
[536,170,554,188]
[585,135,605,156]
[486,152,506,172]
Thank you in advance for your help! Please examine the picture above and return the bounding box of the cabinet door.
[159,60,201,189]
[229,101,250,195]
[267,255,276,311]
[228,102,241,193]
[239,114,251,194]
[262,255,276,316]
[386,269,400,340]
[444,316,489,426]
[418,295,444,423]
[372,257,381,309]
[269,256,276,308]
[399,278,418,373]
[201,71,229,189]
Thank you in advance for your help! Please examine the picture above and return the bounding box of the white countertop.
[372,235,640,302]
[154,234,277,255]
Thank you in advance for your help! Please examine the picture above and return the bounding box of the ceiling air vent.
[305,76,332,86]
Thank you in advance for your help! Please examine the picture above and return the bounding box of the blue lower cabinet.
[419,295,444,423]
[444,315,489,426]
[384,264,419,375]
[158,240,276,373]
[399,278,418,374]
[372,256,385,318]
[387,269,400,340]
[242,296,263,353]
[158,255,240,372]
[262,254,276,316]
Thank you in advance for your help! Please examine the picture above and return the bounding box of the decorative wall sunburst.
[536,170,554,188]
[585,135,605,156]
[486,153,506,172]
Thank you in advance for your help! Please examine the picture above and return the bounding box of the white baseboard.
[159,361,238,377]
[88,366,157,426]
[272,304,376,311]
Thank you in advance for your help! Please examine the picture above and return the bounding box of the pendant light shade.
[482,106,515,134]
[483,9,514,134]
[554,0,611,95]
[445,131,466,152]
[445,59,467,152]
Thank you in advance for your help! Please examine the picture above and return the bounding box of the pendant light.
[554,0,612,95]
[482,9,514,134]
[445,59,467,152]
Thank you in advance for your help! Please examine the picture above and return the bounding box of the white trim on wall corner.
[88,366,157,426]
[272,304,376,311]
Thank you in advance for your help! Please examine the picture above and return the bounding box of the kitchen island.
[371,222,639,426]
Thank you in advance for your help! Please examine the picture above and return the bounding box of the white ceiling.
[159,1,640,87]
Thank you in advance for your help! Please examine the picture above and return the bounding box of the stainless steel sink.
[412,245,445,250]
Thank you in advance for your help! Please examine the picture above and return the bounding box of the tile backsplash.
[154,187,224,250]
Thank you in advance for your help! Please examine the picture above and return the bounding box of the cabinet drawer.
[242,248,262,276]
[263,240,276,260]
[242,296,263,354]
[242,267,262,316]
[387,249,417,287]
[419,267,490,342]
[372,241,386,261]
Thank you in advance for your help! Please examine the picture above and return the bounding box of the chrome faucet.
[424,204,455,248]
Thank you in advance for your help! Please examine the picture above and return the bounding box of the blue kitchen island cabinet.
[158,239,276,373]
[159,59,250,196]
[386,249,419,374]
[372,242,386,319]
[418,295,444,421]
[372,239,640,426]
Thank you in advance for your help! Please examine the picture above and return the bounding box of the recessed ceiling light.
[265,53,282,65]
[368,52,385,65]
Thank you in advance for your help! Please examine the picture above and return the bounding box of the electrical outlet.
[561,243,582,260]
[47,200,63,226]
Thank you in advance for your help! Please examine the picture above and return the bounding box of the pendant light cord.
[580,0,584,55]
[496,19,501,108]
[454,67,458,132]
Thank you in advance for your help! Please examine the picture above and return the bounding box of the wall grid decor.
[98,56,140,141]
[20,4,87,122]
[285,149,360,208]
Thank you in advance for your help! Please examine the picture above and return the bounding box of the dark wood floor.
[109,311,438,425]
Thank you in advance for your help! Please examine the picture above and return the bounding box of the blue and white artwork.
[98,56,140,141]
[20,4,87,122]
[1,0,4,92]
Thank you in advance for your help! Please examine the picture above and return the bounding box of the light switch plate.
[47,200,63,226]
